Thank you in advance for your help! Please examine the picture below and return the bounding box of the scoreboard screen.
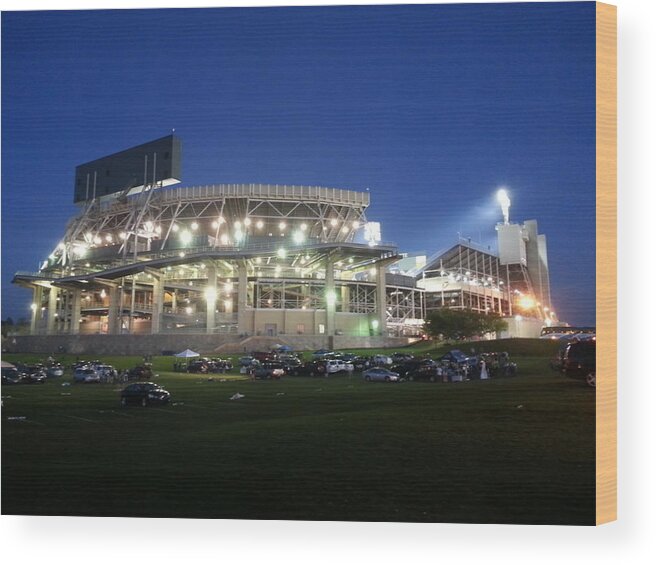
[74,135,181,203]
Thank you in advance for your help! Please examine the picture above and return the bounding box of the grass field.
[1,340,595,524]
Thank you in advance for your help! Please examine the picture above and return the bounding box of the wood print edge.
[595,1,617,525]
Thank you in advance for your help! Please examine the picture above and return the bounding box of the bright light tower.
[497,188,511,224]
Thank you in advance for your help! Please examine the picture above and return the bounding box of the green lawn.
[1,341,594,524]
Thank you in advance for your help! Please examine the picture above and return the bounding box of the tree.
[425,309,507,342]
[1,317,15,338]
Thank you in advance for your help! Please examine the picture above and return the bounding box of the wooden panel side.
[596,1,617,526]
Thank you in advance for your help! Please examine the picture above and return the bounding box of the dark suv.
[562,340,596,387]
[120,382,171,406]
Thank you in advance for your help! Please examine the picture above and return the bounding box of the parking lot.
[1,339,595,524]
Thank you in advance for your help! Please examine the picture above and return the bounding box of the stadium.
[11,136,555,354]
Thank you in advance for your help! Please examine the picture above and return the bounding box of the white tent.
[174,349,200,358]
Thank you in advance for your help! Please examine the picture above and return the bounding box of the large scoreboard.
[74,135,181,203]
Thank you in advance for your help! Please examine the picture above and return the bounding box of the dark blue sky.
[1,3,596,325]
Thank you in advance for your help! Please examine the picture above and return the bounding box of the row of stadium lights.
[172,217,360,247]
[49,218,364,262]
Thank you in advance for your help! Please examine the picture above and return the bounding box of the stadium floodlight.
[277,247,287,259]
[256,220,264,229]
[518,295,536,310]
[244,217,252,227]
[293,231,305,244]
[497,188,511,224]
[180,229,192,245]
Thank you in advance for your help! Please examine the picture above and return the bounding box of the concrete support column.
[376,263,387,336]
[341,284,350,313]
[205,265,217,334]
[62,292,70,333]
[237,263,249,334]
[30,286,43,335]
[151,276,163,335]
[108,285,119,334]
[46,286,58,335]
[224,279,234,316]
[325,257,335,337]
[70,289,82,335]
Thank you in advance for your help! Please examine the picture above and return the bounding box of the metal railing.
[158,183,370,206]
[95,183,371,212]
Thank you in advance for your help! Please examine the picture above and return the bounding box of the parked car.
[363,367,401,382]
[2,367,23,385]
[337,353,358,363]
[325,359,348,374]
[292,360,327,377]
[372,354,393,366]
[20,372,47,384]
[209,358,233,373]
[252,351,278,363]
[239,356,257,367]
[73,367,101,383]
[440,350,470,364]
[562,340,596,387]
[312,349,334,359]
[16,363,47,379]
[403,359,444,382]
[251,362,285,379]
[391,352,415,363]
[188,359,210,373]
[280,357,303,375]
[120,382,171,407]
[46,363,65,378]
[128,363,154,381]
[351,356,372,372]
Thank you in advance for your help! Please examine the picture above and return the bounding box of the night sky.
[1,3,596,325]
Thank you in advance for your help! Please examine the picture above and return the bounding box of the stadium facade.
[11,136,555,353]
